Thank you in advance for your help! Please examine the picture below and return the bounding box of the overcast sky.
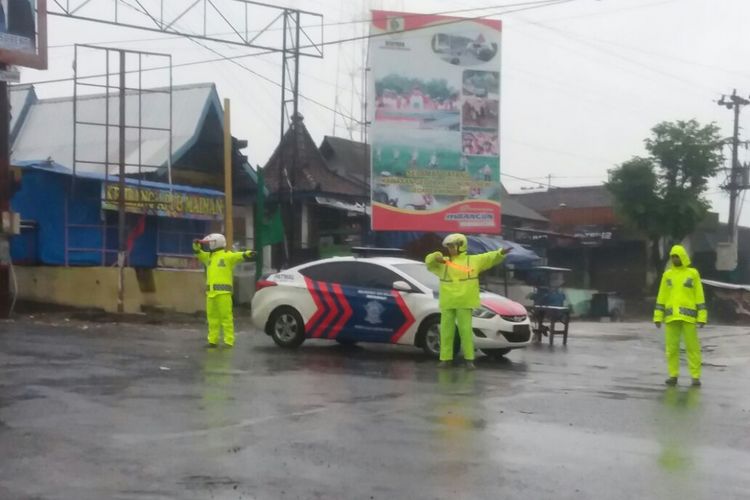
[18,0,750,226]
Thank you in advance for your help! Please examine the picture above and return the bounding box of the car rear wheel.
[483,348,511,359]
[268,306,305,349]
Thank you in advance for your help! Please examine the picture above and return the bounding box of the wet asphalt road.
[1,317,749,500]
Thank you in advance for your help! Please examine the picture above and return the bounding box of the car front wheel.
[421,317,442,358]
[418,316,460,359]
[268,306,305,349]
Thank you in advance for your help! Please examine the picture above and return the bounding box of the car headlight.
[472,306,496,319]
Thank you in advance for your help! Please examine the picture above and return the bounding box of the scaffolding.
[71,45,173,311]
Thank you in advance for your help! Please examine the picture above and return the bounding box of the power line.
[539,0,679,23]
[47,0,568,50]
[501,171,565,189]
[21,0,575,123]
[512,16,723,96]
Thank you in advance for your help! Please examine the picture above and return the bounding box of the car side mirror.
[393,280,412,293]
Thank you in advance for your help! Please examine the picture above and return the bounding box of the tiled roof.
[262,116,366,198]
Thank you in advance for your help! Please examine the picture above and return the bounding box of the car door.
[299,261,415,344]
[297,262,352,340]
[338,262,417,344]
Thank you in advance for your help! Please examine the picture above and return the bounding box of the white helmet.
[442,233,467,253]
[200,233,226,251]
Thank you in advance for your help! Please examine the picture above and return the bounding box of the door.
[300,261,416,343]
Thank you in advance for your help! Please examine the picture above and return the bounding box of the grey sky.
[18,0,750,226]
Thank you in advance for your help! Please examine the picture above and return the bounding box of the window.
[353,263,403,290]
[299,262,350,283]
[394,263,439,292]
[300,261,405,290]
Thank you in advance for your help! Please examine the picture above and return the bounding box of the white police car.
[251,255,532,359]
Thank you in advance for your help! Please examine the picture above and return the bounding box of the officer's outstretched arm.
[192,240,209,265]
[226,249,256,265]
[425,251,445,274]
[475,248,508,273]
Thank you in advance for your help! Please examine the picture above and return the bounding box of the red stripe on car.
[313,282,339,338]
[328,284,353,339]
[304,277,325,335]
[390,290,415,343]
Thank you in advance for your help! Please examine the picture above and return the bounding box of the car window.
[299,261,406,290]
[299,262,350,283]
[394,263,439,292]
[353,262,404,290]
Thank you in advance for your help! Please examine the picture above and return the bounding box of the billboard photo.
[370,10,502,233]
[0,0,47,69]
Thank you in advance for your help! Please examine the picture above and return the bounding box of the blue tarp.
[10,161,212,267]
[372,231,541,268]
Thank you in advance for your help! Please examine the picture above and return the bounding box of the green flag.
[262,208,285,245]
[255,166,285,280]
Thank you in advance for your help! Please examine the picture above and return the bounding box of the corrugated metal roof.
[15,160,224,197]
[11,83,220,176]
[511,185,613,212]
[502,196,548,222]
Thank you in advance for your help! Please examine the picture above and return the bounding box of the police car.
[251,255,532,359]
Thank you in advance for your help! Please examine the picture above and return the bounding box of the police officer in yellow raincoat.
[426,233,512,369]
[654,245,707,386]
[193,233,255,348]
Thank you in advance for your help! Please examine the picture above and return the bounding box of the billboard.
[0,0,47,69]
[369,10,502,233]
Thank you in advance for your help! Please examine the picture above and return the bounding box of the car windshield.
[394,263,440,292]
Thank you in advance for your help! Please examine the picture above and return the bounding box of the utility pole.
[0,72,10,317]
[117,51,127,314]
[718,89,750,242]
[224,98,233,249]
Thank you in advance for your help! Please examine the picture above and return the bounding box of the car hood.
[480,292,528,316]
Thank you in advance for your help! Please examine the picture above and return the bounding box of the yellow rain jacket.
[192,243,254,298]
[426,248,506,309]
[653,245,707,324]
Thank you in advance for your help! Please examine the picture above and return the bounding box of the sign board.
[369,10,502,233]
[157,255,202,270]
[573,225,617,246]
[102,183,224,221]
[0,0,47,69]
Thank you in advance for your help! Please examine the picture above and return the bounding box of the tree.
[606,120,724,283]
